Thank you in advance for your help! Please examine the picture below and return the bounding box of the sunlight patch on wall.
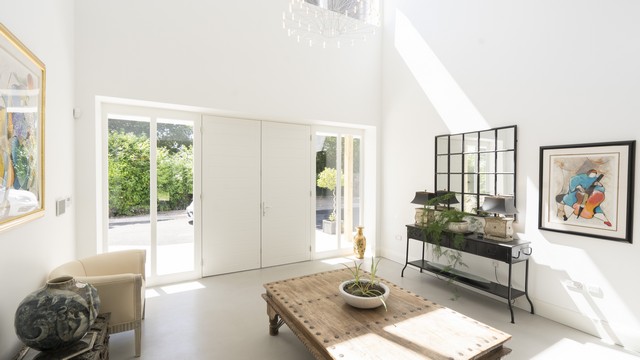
[526,177,640,352]
[394,10,488,133]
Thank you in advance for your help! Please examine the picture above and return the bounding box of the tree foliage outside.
[108,129,193,217]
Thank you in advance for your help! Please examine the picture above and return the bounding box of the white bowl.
[339,280,390,309]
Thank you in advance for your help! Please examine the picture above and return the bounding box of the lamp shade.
[480,196,518,215]
[411,191,435,205]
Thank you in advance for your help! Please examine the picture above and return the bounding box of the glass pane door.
[156,118,195,275]
[105,105,199,285]
[314,130,363,255]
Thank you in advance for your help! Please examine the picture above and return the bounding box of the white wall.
[74,0,382,257]
[0,1,76,356]
[381,0,640,353]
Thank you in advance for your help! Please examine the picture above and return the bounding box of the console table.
[402,224,534,323]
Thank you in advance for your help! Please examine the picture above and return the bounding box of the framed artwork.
[0,23,45,232]
[539,141,635,243]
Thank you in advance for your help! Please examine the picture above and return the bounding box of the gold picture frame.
[0,23,45,232]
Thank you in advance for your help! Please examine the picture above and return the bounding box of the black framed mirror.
[435,125,517,214]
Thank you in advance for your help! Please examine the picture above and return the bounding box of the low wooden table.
[263,269,511,360]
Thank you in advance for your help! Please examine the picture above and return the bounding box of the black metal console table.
[402,224,534,323]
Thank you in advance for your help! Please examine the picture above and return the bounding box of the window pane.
[340,135,361,250]
[156,119,194,275]
[108,117,151,275]
[315,133,338,252]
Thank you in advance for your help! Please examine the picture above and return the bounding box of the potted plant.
[317,167,343,234]
[339,257,389,310]
[421,193,470,296]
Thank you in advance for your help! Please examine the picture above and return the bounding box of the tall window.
[315,129,362,254]
[103,103,200,285]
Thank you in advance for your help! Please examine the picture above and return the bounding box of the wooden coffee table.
[262,269,512,360]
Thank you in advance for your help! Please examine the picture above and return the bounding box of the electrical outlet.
[566,280,584,290]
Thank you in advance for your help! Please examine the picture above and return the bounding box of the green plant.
[108,130,194,217]
[316,167,344,222]
[342,257,387,310]
[421,193,469,299]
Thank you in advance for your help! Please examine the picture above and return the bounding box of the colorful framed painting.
[0,23,45,232]
[538,141,635,243]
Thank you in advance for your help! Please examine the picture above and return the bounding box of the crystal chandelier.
[282,0,380,48]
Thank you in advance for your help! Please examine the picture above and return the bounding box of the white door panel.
[262,122,311,267]
[202,116,261,276]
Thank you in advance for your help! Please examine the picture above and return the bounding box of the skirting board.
[533,298,640,353]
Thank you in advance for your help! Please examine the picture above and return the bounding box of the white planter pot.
[338,280,390,309]
[446,221,469,233]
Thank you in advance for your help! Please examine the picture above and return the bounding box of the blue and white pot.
[14,276,100,351]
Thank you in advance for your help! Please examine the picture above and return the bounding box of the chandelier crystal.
[282,0,380,48]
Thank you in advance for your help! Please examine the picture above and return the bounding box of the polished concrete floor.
[109,258,639,359]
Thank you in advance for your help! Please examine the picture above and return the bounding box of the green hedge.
[108,130,193,217]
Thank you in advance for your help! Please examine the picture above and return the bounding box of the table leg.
[401,235,410,277]
[525,259,535,314]
[508,262,514,324]
[267,301,284,336]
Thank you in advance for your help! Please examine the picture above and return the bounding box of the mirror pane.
[497,151,515,173]
[479,174,495,194]
[497,127,515,150]
[436,136,449,155]
[450,174,463,192]
[463,194,478,214]
[450,134,463,153]
[479,130,495,151]
[449,154,462,173]
[497,174,515,196]
[464,133,478,153]
[464,154,477,173]
[436,174,449,191]
[450,154,463,173]
[436,155,448,173]
[464,173,477,192]
[479,153,495,173]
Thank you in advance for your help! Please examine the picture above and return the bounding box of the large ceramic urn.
[14,276,100,351]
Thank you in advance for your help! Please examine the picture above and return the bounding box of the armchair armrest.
[75,273,144,329]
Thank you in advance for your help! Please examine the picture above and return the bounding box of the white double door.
[201,116,311,276]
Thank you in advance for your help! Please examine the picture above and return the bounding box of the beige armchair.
[49,249,146,357]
